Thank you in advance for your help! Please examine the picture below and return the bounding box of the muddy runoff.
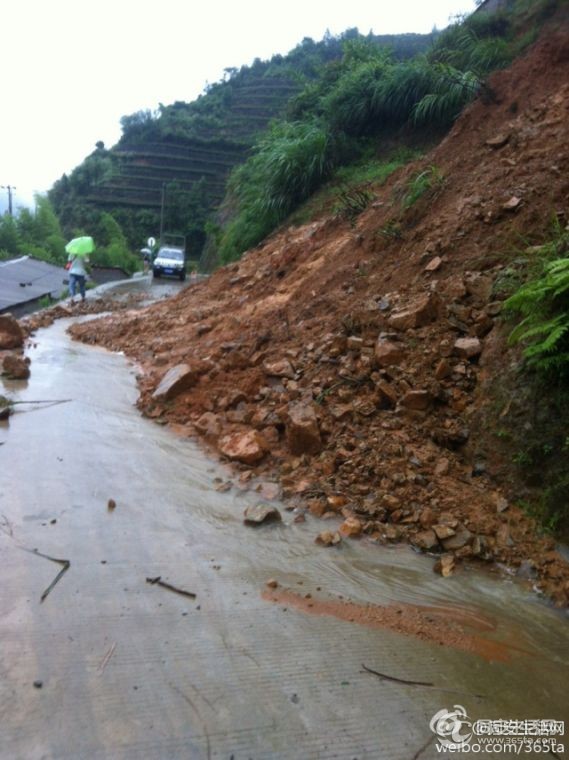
[0,318,567,759]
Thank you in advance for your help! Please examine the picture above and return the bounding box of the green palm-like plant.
[412,64,481,125]
[219,120,335,261]
[256,121,334,216]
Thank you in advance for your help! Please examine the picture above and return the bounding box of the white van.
[152,246,186,281]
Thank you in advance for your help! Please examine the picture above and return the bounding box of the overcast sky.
[1,0,476,211]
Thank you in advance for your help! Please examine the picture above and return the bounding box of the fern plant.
[506,244,569,377]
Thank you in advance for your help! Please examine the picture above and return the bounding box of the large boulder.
[0,314,24,350]
[2,354,30,380]
[286,402,322,455]
[152,363,200,401]
[219,429,268,465]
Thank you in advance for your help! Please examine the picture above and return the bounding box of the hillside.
[48,30,436,255]
[67,13,569,606]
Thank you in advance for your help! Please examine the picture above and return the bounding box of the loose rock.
[434,554,456,577]
[2,354,30,379]
[152,363,200,401]
[412,529,439,550]
[388,294,439,331]
[263,359,296,379]
[220,430,268,465]
[315,530,342,546]
[0,314,24,350]
[339,516,363,537]
[453,337,482,359]
[243,504,282,526]
[374,338,405,367]
[286,402,322,455]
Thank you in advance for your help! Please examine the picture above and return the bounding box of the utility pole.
[1,185,16,216]
[159,183,166,243]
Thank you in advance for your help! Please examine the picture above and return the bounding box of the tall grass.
[217,0,545,261]
[219,121,334,262]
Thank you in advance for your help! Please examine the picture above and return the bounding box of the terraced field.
[88,74,300,211]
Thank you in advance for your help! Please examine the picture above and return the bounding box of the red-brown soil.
[62,23,569,605]
[261,586,534,663]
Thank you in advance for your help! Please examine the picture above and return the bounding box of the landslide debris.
[68,25,569,605]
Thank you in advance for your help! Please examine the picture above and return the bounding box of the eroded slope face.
[69,24,569,605]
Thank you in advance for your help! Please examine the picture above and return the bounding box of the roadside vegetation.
[48,29,437,260]
[217,0,557,262]
[0,195,140,274]
[506,219,569,379]
[39,0,562,270]
[488,218,569,536]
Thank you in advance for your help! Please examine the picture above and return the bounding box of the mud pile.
[69,25,569,605]
[23,292,147,332]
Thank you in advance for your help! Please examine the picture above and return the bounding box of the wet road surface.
[1,319,568,759]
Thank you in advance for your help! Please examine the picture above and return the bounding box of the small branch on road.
[361,663,434,687]
[0,514,14,537]
[362,663,486,700]
[9,399,73,405]
[21,547,71,602]
[146,576,197,600]
[98,642,117,674]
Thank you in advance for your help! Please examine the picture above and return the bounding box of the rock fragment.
[453,337,482,359]
[401,390,432,411]
[388,294,439,331]
[220,430,268,465]
[286,402,322,455]
[263,359,296,379]
[243,504,282,526]
[0,314,24,350]
[434,554,456,577]
[2,354,30,379]
[152,363,199,400]
[412,529,438,550]
[339,516,363,537]
[374,338,405,367]
[315,530,342,546]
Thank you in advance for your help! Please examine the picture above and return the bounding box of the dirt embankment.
[68,26,569,605]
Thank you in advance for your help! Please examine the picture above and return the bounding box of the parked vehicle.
[152,235,186,281]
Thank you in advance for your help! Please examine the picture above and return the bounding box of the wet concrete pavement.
[0,319,568,759]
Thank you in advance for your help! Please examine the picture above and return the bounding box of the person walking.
[67,252,90,304]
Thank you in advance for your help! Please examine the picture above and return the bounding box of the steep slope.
[50,31,436,252]
[70,21,569,605]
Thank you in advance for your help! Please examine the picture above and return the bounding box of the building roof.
[0,256,66,313]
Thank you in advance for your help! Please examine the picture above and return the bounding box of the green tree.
[0,213,21,258]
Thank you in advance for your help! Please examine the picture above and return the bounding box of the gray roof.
[0,256,66,312]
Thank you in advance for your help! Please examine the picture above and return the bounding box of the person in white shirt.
[67,254,90,303]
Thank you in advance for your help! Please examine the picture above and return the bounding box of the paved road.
[0,319,567,759]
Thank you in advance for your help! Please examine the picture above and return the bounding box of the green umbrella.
[65,236,95,256]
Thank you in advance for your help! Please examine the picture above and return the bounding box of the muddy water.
[1,319,567,760]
